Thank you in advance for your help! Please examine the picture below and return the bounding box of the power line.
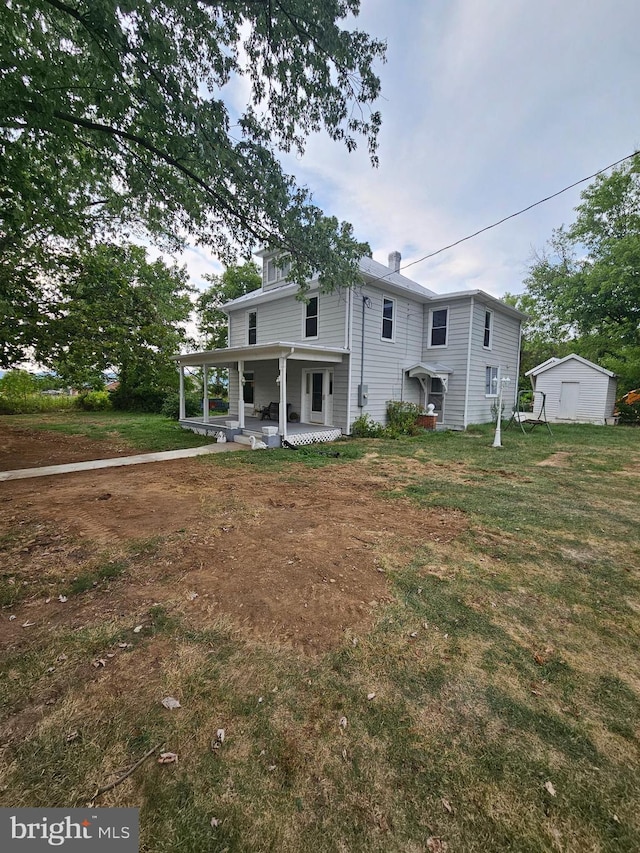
[373,150,640,283]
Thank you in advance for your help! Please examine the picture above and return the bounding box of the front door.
[303,370,334,424]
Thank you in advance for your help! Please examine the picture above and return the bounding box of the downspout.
[463,296,474,429]
[359,294,372,410]
[514,318,523,409]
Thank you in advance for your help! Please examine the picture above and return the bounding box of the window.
[483,310,492,348]
[305,296,318,338]
[248,311,257,345]
[485,366,499,396]
[266,255,291,284]
[382,297,394,340]
[430,308,448,347]
[242,371,254,404]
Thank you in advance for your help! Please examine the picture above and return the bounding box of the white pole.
[178,364,185,421]
[278,356,288,441]
[492,376,511,448]
[238,360,245,429]
[203,364,209,424]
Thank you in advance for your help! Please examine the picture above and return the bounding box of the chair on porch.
[260,402,292,422]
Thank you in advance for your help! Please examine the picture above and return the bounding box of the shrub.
[161,391,201,420]
[616,389,640,424]
[350,412,384,438]
[74,390,112,411]
[0,393,76,414]
[385,400,423,436]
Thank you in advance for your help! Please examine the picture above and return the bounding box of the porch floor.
[179,415,343,447]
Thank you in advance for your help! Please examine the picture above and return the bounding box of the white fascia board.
[429,289,528,321]
[527,353,616,378]
[173,342,347,367]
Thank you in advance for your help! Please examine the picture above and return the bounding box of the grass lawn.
[1,410,214,452]
[1,422,639,851]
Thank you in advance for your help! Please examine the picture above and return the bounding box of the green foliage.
[385,400,423,437]
[0,0,384,367]
[196,262,262,351]
[74,390,112,412]
[161,391,202,420]
[519,154,640,392]
[350,412,384,438]
[0,369,35,400]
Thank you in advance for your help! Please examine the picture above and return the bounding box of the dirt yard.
[0,423,467,653]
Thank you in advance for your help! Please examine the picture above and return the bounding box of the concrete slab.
[0,442,248,482]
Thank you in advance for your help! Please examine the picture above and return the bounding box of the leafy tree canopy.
[196,261,262,350]
[33,242,193,406]
[1,0,384,359]
[520,153,640,392]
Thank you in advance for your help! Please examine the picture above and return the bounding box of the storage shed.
[525,354,617,425]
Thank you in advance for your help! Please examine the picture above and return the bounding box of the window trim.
[381,295,395,342]
[485,365,499,397]
[429,307,449,348]
[266,255,291,285]
[483,309,493,350]
[303,294,319,339]
[247,310,257,346]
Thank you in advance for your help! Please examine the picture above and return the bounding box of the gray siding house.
[175,251,525,445]
[526,354,617,425]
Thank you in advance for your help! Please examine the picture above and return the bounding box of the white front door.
[558,381,580,420]
[303,369,334,424]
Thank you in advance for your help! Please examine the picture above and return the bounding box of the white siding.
[464,300,520,426]
[534,360,617,424]
[422,298,473,429]
[228,289,347,349]
[349,286,423,429]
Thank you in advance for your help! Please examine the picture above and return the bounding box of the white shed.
[525,354,617,425]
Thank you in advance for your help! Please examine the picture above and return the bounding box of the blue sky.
[178,0,640,300]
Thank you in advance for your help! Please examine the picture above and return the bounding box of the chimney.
[388,251,401,273]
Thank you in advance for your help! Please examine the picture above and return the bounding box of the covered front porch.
[173,342,348,447]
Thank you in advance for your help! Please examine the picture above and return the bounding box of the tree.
[35,242,194,408]
[521,154,640,392]
[1,0,384,367]
[196,261,262,350]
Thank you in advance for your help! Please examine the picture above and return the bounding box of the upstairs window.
[382,297,394,340]
[248,311,257,345]
[305,296,318,338]
[430,308,448,347]
[266,255,291,284]
[485,366,499,396]
[483,310,493,348]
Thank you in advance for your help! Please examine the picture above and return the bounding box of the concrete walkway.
[0,442,247,482]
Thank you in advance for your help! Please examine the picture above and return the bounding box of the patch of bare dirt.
[0,434,468,653]
[537,451,571,468]
[0,423,135,471]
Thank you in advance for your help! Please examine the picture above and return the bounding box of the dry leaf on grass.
[544,780,557,797]
[210,817,220,829]
[157,752,178,764]
[211,729,225,750]
[339,716,348,730]
[427,837,448,852]
[441,798,453,813]
[133,625,143,633]
[161,697,181,711]
[367,692,376,701]
[92,658,107,668]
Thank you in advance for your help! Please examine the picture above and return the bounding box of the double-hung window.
[483,310,493,348]
[430,308,448,347]
[266,255,291,285]
[485,366,499,396]
[305,296,318,338]
[382,297,394,340]
[248,311,257,345]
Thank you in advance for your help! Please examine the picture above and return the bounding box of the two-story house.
[174,250,525,445]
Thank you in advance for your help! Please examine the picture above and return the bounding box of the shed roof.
[526,353,616,378]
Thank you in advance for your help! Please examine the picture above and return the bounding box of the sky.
[176,0,640,301]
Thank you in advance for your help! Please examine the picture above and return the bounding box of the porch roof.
[173,341,347,368]
[406,361,453,379]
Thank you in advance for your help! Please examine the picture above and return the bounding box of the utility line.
[371,150,640,283]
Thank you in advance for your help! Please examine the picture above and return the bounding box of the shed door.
[558,382,580,420]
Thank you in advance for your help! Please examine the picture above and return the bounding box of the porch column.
[203,364,209,424]
[278,355,288,440]
[237,360,245,429]
[178,363,185,420]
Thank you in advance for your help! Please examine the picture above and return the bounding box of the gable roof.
[526,353,616,378]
